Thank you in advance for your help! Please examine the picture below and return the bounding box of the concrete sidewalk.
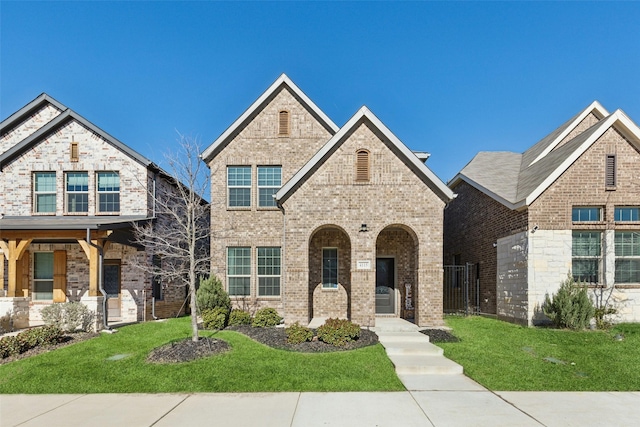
[2,391,640,427]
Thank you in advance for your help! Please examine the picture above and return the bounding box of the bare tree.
[132,134,210,341]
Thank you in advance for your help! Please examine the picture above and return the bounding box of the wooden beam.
[3,239,32,297]
[0,230,111,240]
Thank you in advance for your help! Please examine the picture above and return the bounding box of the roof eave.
[0,93,66,135]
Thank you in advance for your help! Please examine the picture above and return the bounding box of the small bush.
[0,325,63,359]
[285,322,314,344]
[317,318,361,347]
[228,309,252,326]
[251,308,282,327]
[543,275,595,330]
[196,276,231,312]
[202,307,229,330]
[41,302,95,332]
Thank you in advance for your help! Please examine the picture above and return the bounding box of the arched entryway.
[308,225,351,321]
[375,225,419,320]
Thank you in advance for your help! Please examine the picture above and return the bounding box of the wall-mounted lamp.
[531,225,539,234]
[492,242,497,248]
[359,224,369,232]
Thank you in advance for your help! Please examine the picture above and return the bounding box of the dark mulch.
[227,325,379,353]
[147,337,230,364]
[0,331,99,365]
[420,328,460,343]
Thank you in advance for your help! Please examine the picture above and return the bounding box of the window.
[34,172,56,213]
[152,255,163,300]
[572,231,601,283]
[278,110,290,136]
[572,207,601,222]
[33,252,54,300]
[322,248,338,289]
[258,247,281,296]
[227,247,250,295]
[70,142,79,162]
[606,154,616,187]
[227,166,251,207]
[258,166,282,207]
[66,172,88,213]
[615,232,640,283]
[355,150,370,182]
[615,207,640,222]
[97,172,120,213]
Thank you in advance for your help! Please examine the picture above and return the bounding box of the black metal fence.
[443,263,479,315]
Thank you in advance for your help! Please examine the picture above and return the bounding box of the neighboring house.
[202,74,453,327]
[445,101,640,325]
[0,94,190,330]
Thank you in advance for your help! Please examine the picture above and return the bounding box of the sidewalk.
[2,391,640,426]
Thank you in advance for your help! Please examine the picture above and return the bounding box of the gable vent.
[70,142,79,162]
[278,110,290,136]
[606,154,616,188]
[355,149,370,182]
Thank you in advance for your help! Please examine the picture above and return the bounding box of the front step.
[377,332,431,344]
[383,341,444,356]
[391,355,464,375]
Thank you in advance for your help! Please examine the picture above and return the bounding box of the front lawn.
[437,315,640,391]
[0,317,404,393]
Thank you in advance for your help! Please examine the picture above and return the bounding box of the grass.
[437,315,640,391]
[0,317,404,394]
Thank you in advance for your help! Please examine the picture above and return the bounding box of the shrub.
[285,322,314,344]
[196,276,231,312]
[0,325,62,359]
[543,275,595,330]
[41,302,95,332]
[201,307,229,330]
[317,318,361,346]
[251,308,282,327]
[228,309,252,326]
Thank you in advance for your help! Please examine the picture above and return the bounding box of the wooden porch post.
[0,239,32,297]
[78,239,103,297]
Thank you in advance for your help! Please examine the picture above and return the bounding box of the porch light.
[359,224,369,232]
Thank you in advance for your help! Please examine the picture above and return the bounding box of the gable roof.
[201,74,340,163]
[0,94,153,171]
[450,103,640,210]
[275,106,454,204]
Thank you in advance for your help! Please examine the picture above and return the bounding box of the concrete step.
[373,318,421,333]
[383,341,444,356]
[389,355,464,375]
[377,332,431,344]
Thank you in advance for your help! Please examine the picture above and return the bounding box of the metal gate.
[443,263,479,315]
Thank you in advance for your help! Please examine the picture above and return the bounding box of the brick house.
[0,94,191,330]
[445,101,640,325]
[202,74,453,327]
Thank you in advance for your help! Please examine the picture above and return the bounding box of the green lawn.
[0,317,404,394]
[437,315,640,391]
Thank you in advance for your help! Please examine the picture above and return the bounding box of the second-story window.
[97,172,120,213]
[34,172,56,213]
[228,166,251,207]
[258,166,281,207]
[66,172,89,213]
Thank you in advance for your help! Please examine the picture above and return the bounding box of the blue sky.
[2,1,639,183]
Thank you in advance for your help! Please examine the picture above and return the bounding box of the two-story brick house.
[0,94,190,330]
[445,101,640,325]
[202,74,453,327]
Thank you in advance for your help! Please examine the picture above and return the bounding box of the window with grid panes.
[258,166,281,207]
[97,172,120,213]
[615,232,640,283]
[227,166,251,207]
[34,172,56,213]
[227,247,251,295]
[258,247,280,296]
[615,207,640,222]
[572,231,601,283]
[66,172,89,213]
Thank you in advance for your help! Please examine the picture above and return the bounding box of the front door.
[103,261,121,319]
[376,258,395,314]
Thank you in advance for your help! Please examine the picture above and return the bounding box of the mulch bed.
[147,337,230,363]
[0,331,99,365]
[419,328,460,343]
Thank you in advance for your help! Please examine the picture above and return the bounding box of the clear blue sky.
[2,1,639,183]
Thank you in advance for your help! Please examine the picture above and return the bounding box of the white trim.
[201,74,339,162]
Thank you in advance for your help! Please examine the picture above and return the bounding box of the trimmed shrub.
[196,276,231,312]
[285,322,314,344]
[0,325,63,359]
[202,307,229,330]
[543,276,595,330]
[228,309,252,326]
[251,308,282,327]
[41,302,95,332]
[317,318,361,346]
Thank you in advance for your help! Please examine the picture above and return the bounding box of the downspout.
[277,200,286,320]
[152,296,158,320]
[151,172,158,319]
[87,228,109,330]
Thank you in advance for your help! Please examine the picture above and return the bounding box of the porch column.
[0,239,32,297]
[78,239,104,297]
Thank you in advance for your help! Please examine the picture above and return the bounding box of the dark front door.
[376,258,395,314]
[103,262,121,319]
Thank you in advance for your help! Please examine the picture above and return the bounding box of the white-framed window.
[227,166,251,207]
[66,172,89,213]
[572,207,601,222]
[258,247,281,296]
[572,231,602,284]
[257,166,281,207]
[97,172,120,213]
[33,252,54,300]
[227,247,251,296]
[322,248,338,289]
[33,172,56,213]
[615,207,640,222]
[615,231,640,284]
